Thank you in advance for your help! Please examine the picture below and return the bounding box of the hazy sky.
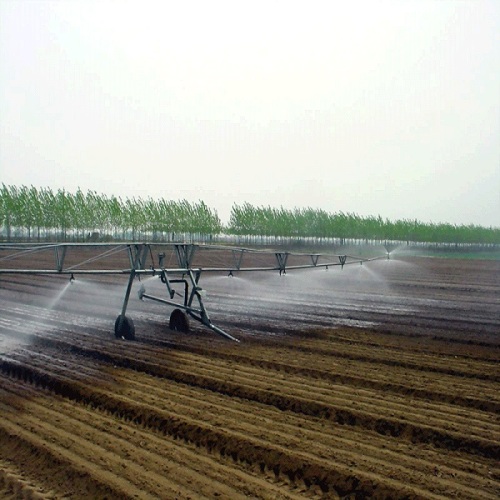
[1,0,499,227]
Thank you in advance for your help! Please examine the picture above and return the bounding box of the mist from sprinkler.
[46,280,74,311]
[384,243,408,259]
[46,274,129,317]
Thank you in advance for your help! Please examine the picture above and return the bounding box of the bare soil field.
[0,248,499,499]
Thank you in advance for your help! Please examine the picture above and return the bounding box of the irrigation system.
[0,242,387,342]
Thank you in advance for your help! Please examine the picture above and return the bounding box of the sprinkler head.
[69,273,75,284]
[228,270,233,277]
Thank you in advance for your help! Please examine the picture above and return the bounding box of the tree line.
[0,184,222,241]
[228,203,500,246]
[1,184,499,246]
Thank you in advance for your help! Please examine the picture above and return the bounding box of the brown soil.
[0,248,499,499]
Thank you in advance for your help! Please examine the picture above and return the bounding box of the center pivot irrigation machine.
[0,242,388,342]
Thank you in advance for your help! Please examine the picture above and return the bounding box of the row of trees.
[0,185,222,241]
[228,203,500,245]
[1,184,499,245]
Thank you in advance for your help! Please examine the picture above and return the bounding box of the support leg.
[115,268,136,340]
[115,243,146,340]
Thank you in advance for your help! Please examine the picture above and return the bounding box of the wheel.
[169,309,190,333]
[114,315,135,340]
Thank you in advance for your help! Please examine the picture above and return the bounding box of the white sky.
[1,0,499,227]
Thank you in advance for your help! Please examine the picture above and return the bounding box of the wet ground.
[0,250,499,498]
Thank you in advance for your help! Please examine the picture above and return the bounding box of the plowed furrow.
[108,369,499,498]
[160,330,500,370]
[0,358,428,498]
[260,340,500,380]
[0,399,254,499]
[244,336,500,381]
[299,329,500,361]
[167,353,498,436]
[0,458,50,500]
[153,349,499,433]
[0,380,308,499]
[42,330,497,414]
[142,336,500,412]
[1,411,186,499]
[3,352,498,462]
[6,333,498,446]
[0,422,135,499]
[72,344,498,447]
[5,350,109,385]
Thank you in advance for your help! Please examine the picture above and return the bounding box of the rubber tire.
[169,309,190,333]
[114,315,135,340]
